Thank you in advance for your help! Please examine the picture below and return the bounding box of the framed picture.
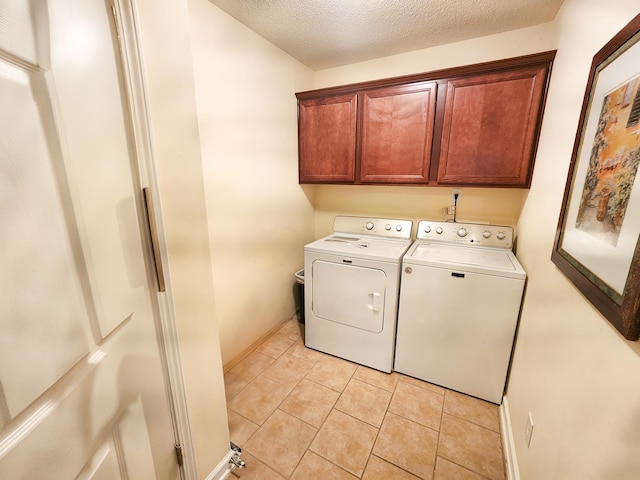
[552,13,640,341]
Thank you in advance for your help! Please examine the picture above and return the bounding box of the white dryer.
[304,216,413,373]
[394,220,526,404]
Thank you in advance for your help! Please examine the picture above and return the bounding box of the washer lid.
[407,242,526,279]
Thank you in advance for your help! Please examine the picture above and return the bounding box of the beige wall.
[313,185,529,239]
[311,24,555,238]
[188,0,315,365]
[149,1,640,477]
[313,23,556,88]
[509,1,640,478]
[315,8,640,477]
[136,0,230,476]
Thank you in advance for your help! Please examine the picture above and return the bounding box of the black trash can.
[295,269,305,323]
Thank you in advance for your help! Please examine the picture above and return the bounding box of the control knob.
[436,227,443,234]
[496,231,506,240]
[482,231,492,239]
[366,222,374,230]
[385,224,391,231]
[457,227,468,237]
[396,225,403,232]
[423,225,431,233]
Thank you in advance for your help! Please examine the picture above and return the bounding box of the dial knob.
[385,224,391,231]
[457,228,468,237]
[423,225,431,233]
[366,222,374,230]
[396,225,403,232]
[482,231,492,239]
[496,231,506,240]
[436,227,443,234]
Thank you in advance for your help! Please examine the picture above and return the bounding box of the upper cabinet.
[296,51,556,187]
[436,66,548,186]
[360,82,437,184]
[298,93,357,183]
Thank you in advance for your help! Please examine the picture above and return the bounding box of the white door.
[0,1,180,478]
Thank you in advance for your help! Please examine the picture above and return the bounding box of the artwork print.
[575,76,640,246]
[552,13,640,340]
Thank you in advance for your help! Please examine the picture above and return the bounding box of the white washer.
[304,216,413,373]
[394,220,526,404]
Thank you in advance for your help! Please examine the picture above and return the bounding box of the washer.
[304,216,413,373]
[394,220,526,404]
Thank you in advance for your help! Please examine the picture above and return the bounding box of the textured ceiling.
[207,0,564,70]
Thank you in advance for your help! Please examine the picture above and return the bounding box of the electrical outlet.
[524,412,534,447]
[442,206,455,215]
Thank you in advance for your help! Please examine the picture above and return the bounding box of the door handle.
[367,292,382,312]
[143,187,166,292]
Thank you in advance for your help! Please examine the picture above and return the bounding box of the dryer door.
[311,260,386,333]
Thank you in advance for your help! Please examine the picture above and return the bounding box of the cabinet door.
[360,83,437,183]
[437,66,548,187]
[298,94,357,183]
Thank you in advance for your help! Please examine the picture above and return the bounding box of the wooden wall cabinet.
[360,83,437,184]
[298,93,357,183]
[296,51,555,187]
[436,66,549,186]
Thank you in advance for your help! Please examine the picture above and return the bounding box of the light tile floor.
[225,318,506,480]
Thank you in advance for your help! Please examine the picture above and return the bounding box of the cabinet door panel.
[437,66,547,186]
[360,83,436,183]
[298,94,357,182]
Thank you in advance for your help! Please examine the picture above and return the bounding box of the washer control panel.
[333,216,413,240]
[416,220,513,248]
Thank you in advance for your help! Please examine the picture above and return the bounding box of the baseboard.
[223,315,296,373]
[205,449,236,480]
[500,396,521,480]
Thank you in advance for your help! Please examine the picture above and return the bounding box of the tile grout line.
[226,324,312,473]
[435,407,504,479]
[234,326,364,478]
[285,358,358,479]
[431,389,447,478]
[366,375,401,479]
[228,319,505,480]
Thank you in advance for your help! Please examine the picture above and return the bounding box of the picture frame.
[552,12,640,341]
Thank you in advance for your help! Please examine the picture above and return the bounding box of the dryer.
[304,216,413,373]
[394,220,526,404]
